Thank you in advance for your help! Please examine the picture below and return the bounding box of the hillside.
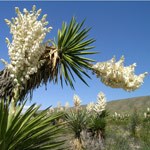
[106,95,150,114]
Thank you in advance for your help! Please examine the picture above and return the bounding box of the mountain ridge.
[106,95,150,114]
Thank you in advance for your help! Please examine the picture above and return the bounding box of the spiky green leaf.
[56,17,96,88]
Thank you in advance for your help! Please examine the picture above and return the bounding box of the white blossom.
[92,56,148,91]
[57,101,61,109]
[48,107,54,114]
[56,101,64,112]
[93,92,106,114]
[73,94,81,107]
[5,5,52,85]
[144,112,147,118]
[86,102,95,113]
[65,102,70,110]
[59,107,64,112]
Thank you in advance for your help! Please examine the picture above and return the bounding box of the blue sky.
[0,1,149,109]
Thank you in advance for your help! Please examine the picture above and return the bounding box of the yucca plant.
[65,109,87,140]
[65,109,87,150]
[87,111,108,140]
[0,14,95,102]
[129,108,140,137]
[0,97,65,150]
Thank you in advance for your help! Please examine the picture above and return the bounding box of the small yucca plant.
[129,108,140,137]
[64,95,86,149]
[87,111,108,140]
[65,109,87,140]
[0,97,65,150]
[65,109,87,150]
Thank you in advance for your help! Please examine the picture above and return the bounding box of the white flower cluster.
[73,94,82,107]
[93,92,106,114]
[144,112,147,118]
[92,56,148,91]
[86,92,106,114]
[5,5,52,84]
[56,101,64,112]
[47,107,55,115]
[144,107,150,118]
[65,102,70,110]
[86,102,95,113]
[113,112,130,120]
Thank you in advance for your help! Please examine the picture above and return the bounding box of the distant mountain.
[106,95,150,114]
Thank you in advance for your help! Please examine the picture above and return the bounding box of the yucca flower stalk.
[86,92,107,115]
[73,94,82,109]
[93,92,106,114]
[56,101,63,112]
[5,6,52,85]
[47,107,55,115]
[65,102,70,111]
[86,102,95,113]
[143,107,150,121]
[92,56,148,91]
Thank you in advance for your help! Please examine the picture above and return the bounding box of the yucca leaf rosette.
[54,17,96,88]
